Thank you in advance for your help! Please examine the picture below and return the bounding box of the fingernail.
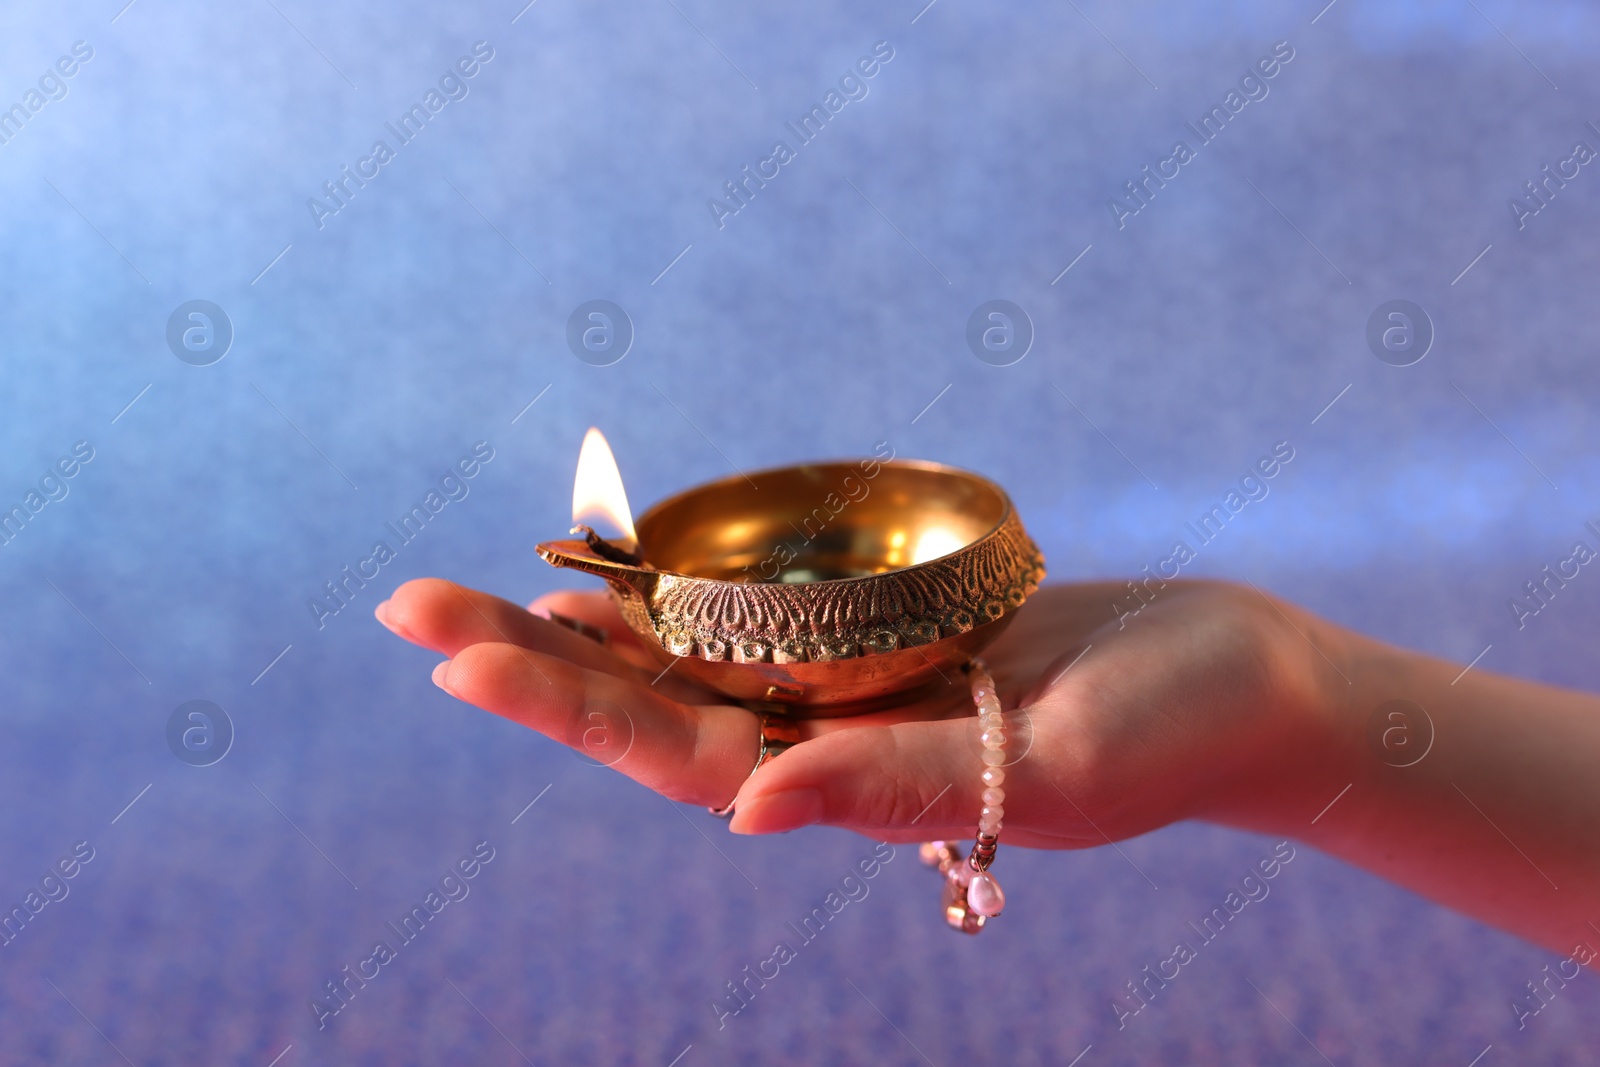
[729,788,822,835]
[432,660,452,690]
[374,599,402,633]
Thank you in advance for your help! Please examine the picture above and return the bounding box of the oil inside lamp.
[910,526,965,566]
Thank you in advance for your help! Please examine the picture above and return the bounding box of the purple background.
[1,0,1597,1063]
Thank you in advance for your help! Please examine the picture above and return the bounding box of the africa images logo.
[0,40,94,149]
[1107,40,1295,230]
[706,40,896,230]
[306,41,496,230]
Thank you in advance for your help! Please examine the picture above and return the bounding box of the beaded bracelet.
[920,658,1007,933]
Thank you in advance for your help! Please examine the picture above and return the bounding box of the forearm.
[1226,616,1600,956]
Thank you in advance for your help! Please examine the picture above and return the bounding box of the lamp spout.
[535,539,658,597]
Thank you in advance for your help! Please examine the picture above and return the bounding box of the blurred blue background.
[2,0,1598,1063]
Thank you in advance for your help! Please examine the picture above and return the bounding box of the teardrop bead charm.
[967,871,1005,917]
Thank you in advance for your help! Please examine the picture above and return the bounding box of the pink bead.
[981,728,1006,748]
[982,787,1005,806]
[981,749,1005,767]
[981,767,1005,787]
[968,872,1005,916]
[981,804,1005,823]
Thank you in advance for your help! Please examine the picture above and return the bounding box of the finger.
[527,587,666,675]
[435,641,763,808]
[378,578,632,679]
[727,709,1079,848]
[527,589,645,649]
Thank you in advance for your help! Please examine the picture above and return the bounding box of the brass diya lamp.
[537,430,1047,718]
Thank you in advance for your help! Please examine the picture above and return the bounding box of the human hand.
[375,577,1338,848]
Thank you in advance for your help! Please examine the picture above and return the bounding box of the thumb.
[727,711,1059,843]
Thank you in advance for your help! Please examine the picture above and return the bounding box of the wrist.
[1248,608,1431,841]
[1193,591,1370,835]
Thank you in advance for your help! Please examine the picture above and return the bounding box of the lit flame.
[572,427,638,547]
[911,526,965,565]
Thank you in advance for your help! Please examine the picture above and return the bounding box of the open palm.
[377,577,1328,847]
